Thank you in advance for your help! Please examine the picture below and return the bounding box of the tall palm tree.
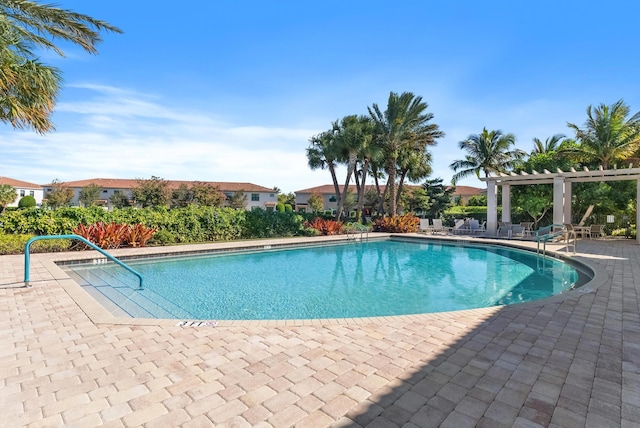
[450,128,525,183]
[567,99,640,169]
[306,130,341,213]
[368,91,443,216]
[0,1,122,133]
[333,115,373,220]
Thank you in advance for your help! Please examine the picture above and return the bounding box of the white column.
[564,181,572,224]
[501,183,511,222]
[487,180,498,236]
[553,177,565,225]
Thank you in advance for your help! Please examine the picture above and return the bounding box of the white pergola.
[479,165,640,243]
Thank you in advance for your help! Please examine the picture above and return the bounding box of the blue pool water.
[64,239,587,320]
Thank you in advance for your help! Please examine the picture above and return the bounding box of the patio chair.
[497,221,512,238]
[590,224,605,238]
[419,219,431,233]
[468,219,485,234]
[563,223,578,242]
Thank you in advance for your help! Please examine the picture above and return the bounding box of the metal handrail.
[24,234,143,289]
[534,224,575,255]
[345,222,370,241]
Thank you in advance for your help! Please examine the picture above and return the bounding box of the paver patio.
[1,234,639,427]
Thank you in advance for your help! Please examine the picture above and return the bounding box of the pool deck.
[1,234,639,427]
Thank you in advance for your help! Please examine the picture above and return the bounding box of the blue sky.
[2,1,639,193]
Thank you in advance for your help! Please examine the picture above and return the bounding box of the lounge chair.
[431,219,448,234]
[451,219,466,235]
[419,219,431,233]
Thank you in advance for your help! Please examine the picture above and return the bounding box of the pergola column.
[487,179,498,236]
[501,183,511,222]
[564,181,572,224]
[553,177,565,225]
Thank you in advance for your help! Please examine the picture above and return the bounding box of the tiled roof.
[0,176,42,189]
[47,178,275,193]
[450,186,485,196]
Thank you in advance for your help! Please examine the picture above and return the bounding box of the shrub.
[373,214,419,233]
[0,234,71,255]
[276,202,285,212]
[18,195,36,208]
[73,222,157,249]
[149,229,176,246]
[284,204,293,212]
[242,209,307,238]
[304,217,344,235]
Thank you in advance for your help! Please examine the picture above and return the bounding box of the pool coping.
[36,232,609,327]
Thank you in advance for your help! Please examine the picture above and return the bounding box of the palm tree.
[0,1,122,133]
[450,128,525,183]
[531,134,566,155]
[567,99,640,169]
[307,129,341,214]
[333,115,373,220]
[368,91,443,216]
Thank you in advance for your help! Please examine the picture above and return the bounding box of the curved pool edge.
[37,233,609,328]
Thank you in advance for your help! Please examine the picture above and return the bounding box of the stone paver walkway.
[1,235,639,427]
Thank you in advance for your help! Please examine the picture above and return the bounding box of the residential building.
[0,176,44,207]
[44,178,278,210]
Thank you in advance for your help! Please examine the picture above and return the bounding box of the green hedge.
[0,234,71,255]
[0,206,315,253]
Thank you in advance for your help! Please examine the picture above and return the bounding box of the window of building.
[269,193,275,198]
[224,192,233,198]
[29,191,34,197]
[266,206,274,212]
[251,193,259,201]
[103,190,108,193]
[114,190,120,194]
[329,195,336,202]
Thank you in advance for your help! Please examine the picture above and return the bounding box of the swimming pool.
[63,238,589,321]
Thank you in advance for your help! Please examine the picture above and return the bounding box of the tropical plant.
[531,134,570,155]
[368,92,444,216]
[0,1,121,133]
[304,217,344,235]
[567,99,640,169]
[333,114,374,219]
[78,183,102,207]
[450,128,525,183]
[0,184,17,212]
[307,128,341,215]
[372,214,419,233]
[124,224,157,247]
